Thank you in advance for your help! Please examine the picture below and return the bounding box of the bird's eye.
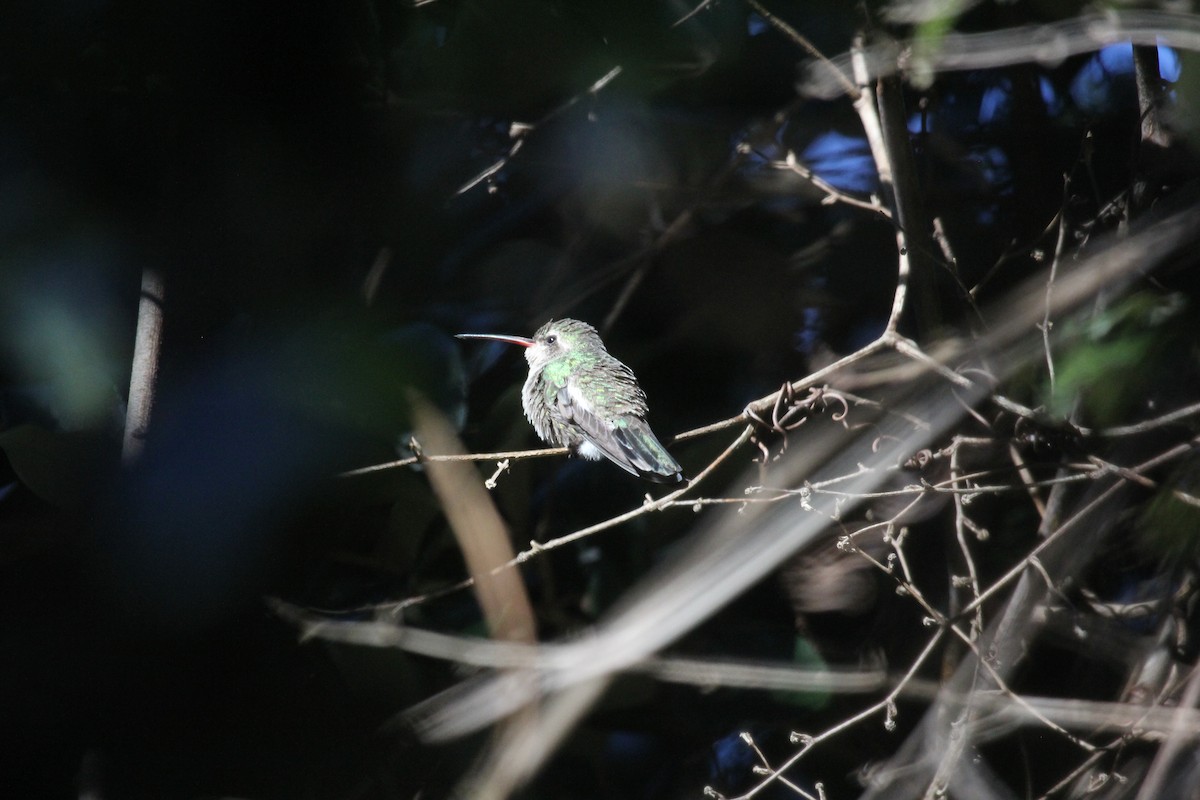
[545,335,557,345]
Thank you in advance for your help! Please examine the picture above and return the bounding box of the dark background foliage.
[2,1,1199,798]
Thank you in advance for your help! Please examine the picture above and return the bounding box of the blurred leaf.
[1050,333,1154,423]
[0,424,112,506]
[1047,291,1187,425]
[904,0,971,89]
[1136,456,1200,563]
[770,635,831,710]
[1,234,129,431]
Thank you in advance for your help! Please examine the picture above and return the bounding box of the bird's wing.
[556,383,683,483]
[554,383,640,476]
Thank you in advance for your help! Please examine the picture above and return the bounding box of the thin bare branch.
[123,269,165,464]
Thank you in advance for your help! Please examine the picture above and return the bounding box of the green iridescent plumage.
[458,319,684,483]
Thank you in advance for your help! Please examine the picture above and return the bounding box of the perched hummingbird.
[457,319,685,484]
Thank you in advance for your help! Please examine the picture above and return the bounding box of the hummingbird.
[457,319,685,484]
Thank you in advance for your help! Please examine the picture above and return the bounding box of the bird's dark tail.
[612,420,685,484]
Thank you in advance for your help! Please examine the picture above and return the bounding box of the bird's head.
[456,318,603,372]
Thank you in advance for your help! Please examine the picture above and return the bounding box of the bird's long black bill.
[455,333,534,347]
